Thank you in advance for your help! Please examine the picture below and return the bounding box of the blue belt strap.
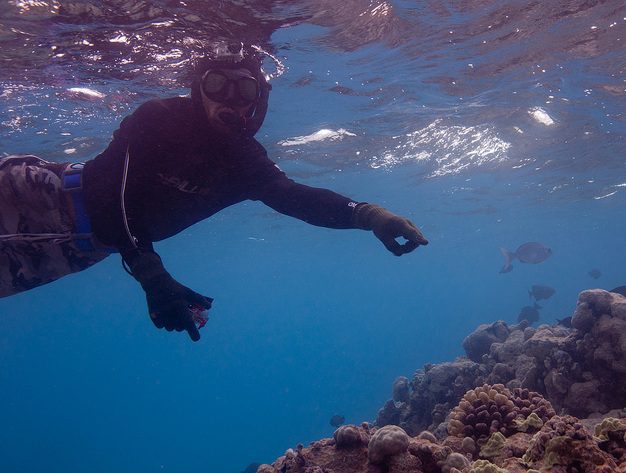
[62,163,111,252]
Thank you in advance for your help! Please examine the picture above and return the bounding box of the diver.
[0,43,429,341]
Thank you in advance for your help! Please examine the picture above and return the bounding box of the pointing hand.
[352,204,428,256]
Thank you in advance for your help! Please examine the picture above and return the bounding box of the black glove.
[123,249,213,342]
[352,203,429,256]
[142,273,213,341]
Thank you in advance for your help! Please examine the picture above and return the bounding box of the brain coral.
[447,384,555,444]
[333,424,365,449]
[367,425,409,464]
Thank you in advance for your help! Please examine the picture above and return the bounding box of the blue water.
[1,2,626,472]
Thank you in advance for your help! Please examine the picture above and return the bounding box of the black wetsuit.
[83,97,358,250]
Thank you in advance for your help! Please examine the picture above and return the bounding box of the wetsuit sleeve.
[238,144,357,228]
[258,174,358,229]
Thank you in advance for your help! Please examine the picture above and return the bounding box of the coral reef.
[257,394,624,473]
[522,415,619,472]
[446,384,554,445]
[594,417,626,466]
[368,425,410,464]
[256,290,626,473]
[376,289,626,435]
[333,424,367,449]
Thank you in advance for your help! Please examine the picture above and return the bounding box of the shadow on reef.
[257,289,626,473]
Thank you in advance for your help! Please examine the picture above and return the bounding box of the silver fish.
[500,242,552,273]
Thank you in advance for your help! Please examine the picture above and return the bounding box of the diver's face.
[199,67,258,135]
[200,93,254,135]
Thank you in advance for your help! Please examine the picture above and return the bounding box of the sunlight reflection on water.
[370,119,511,177]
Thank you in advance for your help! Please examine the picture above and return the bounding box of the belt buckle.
[62,162,85,191]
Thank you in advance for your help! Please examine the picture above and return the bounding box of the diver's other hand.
[352,203,429,256]
[142,273,213,342]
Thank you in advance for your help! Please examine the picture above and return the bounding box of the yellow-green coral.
[515,412,544,432]
[593,417,626,441]
[543,436,571,468]
[469,459,508,473]
[479,432,506,459]
[521,431,540,465]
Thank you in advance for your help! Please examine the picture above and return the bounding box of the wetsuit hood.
[191,50,270,137]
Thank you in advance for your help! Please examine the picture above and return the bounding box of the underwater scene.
[1,1,625,472]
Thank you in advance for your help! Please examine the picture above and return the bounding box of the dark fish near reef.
[499,242,552,273]
[392,376,410,403]
[330,415,345,427]
[517,302,541,324]
[330,85,359,96]
[240,463,261,473]
[529,284,555,301]
[556,316,572,328]
[610,286,626,297]
[588,269,602,279]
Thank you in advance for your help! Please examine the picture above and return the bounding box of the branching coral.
[447,384,555,445]
[447,384,515,442]
[509,387,555,422]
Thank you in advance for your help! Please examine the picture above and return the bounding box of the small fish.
[500,242,552,273]
[294,75,313,87]
[240,463,262,473]
[556,316,572,328]
[517,302,541,324]
[329,414,345,428]
[392,376,410,403]
[609,286,626,297]
[528,284,556,301]
[330,85,359,96]
[588,269,602,279]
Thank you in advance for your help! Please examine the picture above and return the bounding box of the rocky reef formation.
[375,289,626,434]
[257,289,626,473]
[256,392,625,472]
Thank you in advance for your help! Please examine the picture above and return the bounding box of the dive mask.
[200,68,259,106]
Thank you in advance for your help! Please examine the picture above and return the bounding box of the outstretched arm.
[257,176,428,255]
[121,247,213,341]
